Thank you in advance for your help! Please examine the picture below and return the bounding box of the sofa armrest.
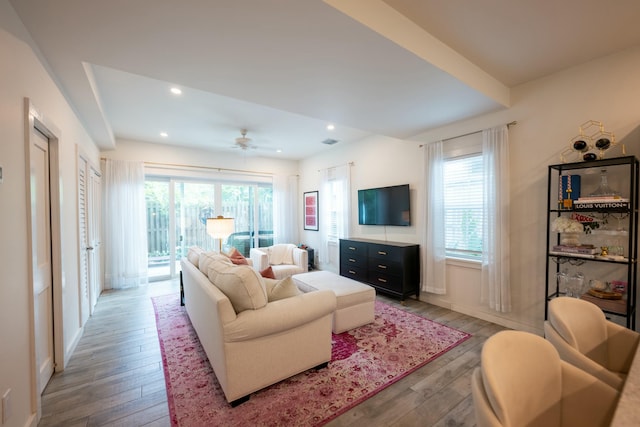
[250,248,269,271]
[224,290,336,342]
[291,247,309,272]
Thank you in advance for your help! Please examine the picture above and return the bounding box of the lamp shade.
[206,216,235,240]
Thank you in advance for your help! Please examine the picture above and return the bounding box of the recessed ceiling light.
[327,123,335,131]
[276,149,282,153]
[170,87,182,95]
[160,132,168,138]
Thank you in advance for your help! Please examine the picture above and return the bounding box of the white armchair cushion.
[207,260,267,313]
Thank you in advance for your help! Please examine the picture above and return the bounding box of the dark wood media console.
[339,238,420,301]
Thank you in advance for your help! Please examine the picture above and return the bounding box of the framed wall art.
[304,191,319,231]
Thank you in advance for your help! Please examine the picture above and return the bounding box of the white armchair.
[250,243,308,279]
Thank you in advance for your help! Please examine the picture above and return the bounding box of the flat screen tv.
[358,184,411,226]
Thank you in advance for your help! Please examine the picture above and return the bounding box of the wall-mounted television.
[357,184,411,226]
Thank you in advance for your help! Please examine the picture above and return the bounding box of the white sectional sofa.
[180,248,336,406]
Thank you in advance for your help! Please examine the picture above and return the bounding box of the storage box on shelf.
[545,156,638,329]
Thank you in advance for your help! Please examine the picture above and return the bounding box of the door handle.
[86,246,94,251]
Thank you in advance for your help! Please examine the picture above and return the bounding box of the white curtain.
[422,141,447,294]
[273,174,298,244]
[103,159,148,289]
[319,164,351,266]
[481,125,511,312]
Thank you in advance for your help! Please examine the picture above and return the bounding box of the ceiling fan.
[233,129,256,150]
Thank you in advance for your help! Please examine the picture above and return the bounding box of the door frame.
[24,98,64,419]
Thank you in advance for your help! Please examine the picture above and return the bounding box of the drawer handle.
[348,246,356,251]
[378,264,387,269]
[349,270,356,275]
[378,278,387,283]
[349,258,356,263]
[378,251,387,255]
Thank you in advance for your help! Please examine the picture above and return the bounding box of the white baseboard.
[61,325,84,371]
[420,295,543,336]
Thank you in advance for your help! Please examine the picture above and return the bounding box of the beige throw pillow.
[207,260,267,312]
[263,277,302,302]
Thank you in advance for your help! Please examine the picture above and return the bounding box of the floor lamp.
[206,216,235,253]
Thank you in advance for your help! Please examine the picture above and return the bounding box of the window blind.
[444,154,483,258]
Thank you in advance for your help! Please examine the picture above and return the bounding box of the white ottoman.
[293,271,376,333]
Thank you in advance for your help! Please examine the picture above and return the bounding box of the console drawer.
[340,239,368,256]
[341,251,366,266]
[369,259,403,276]
[340,263,367,281]
[368,243,404,262]
[368,272,403,293]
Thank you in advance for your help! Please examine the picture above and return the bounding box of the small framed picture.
[304,191,319,231]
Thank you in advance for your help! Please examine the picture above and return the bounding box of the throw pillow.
[207,260,267,312]
[260,266,276,279]
[263,276,302,302]
[228,247,249,265]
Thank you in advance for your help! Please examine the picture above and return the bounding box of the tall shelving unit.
[545,156,639,329]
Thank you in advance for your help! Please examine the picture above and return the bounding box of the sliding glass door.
[145,180,171,280]
[145,177,272,281]
[175,181,217,256]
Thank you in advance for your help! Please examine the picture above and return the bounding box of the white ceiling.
[10,0,640,159]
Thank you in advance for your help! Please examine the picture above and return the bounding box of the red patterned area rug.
[152,294,471,426]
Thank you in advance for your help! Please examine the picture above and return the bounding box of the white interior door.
[78,156,90,325]
[88,168,102,312]
[78,158,102,319]
[30,128,54,394]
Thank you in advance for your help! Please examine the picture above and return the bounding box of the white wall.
[298,134,423,274]
[300,46,640,334]
[0,1,100,425]
[102,138,300,178]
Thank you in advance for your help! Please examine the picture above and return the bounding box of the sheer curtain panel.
[481,125,511,312]
[273,174,298,244]
[103,159,148,289]
[422,141,447,294]
[319,164,351,267]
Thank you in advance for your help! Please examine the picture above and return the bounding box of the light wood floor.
[39,278,507,427]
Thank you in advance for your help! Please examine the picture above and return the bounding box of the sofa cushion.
[260,265,276,279]
[199,251,231,276]
[263,276,302,302]
[187,246,204,267]
[208,260,268,312]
